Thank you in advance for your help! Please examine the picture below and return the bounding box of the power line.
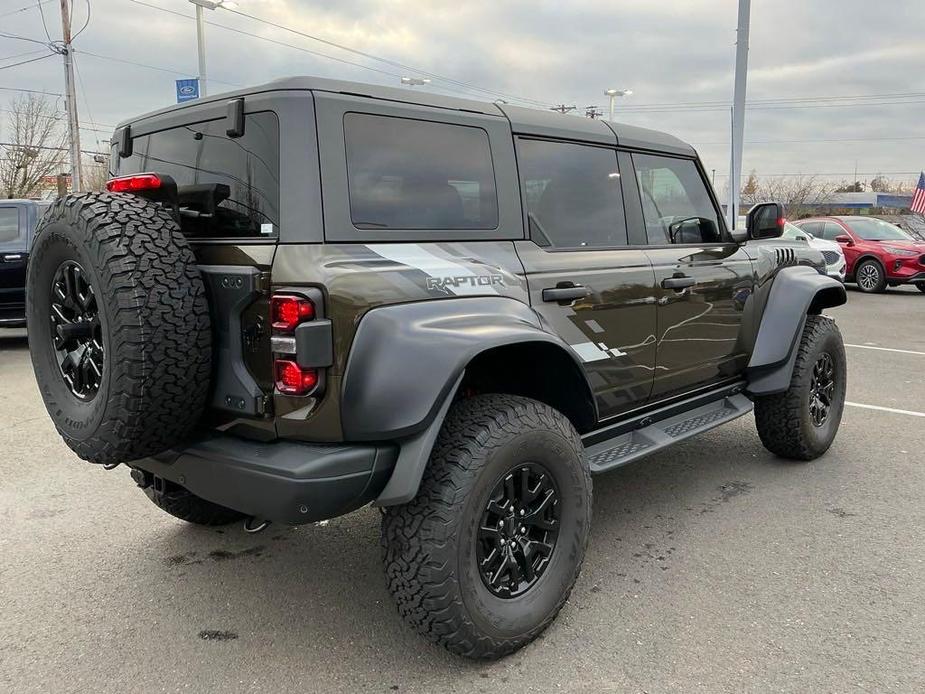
[125,0,550,108]
[617,90,925,110]
[71,0,91,41]
[75,48,241,87]
[0,0,53,20]
[0,85,63,96]
[714,170,921,178]
[0,52,55,70]
[694,135,925,146]
[0,140,106,155]
[0,31,54,48]
[36,1,54,42]
[0,48,48,61]
[220,3,551,107]
[124,1,406,83]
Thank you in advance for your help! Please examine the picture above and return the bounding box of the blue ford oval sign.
[176,78,200,103]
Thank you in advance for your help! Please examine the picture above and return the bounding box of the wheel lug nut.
[519,509,525,516]
[500,538,506,545]
[521,526,526,533]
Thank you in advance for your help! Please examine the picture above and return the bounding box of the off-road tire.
[26,193,211,465]
[854,258,886,293]
[144,484,244,526]
[381,394,591,660]
[754,315,847,460]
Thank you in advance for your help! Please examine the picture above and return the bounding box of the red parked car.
[793,216,925,293]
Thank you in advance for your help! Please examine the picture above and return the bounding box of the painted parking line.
[845,344,925,357]
[846,402,925,418]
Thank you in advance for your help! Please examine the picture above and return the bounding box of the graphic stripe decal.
[367,243,500,296]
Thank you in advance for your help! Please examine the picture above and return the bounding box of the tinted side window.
[0,207,19,245]
[120,111,280,239]
[344,113,498,230]
[798,221,824,238]
[822,222,845,240]
[517,139,627,248]
[633,154,721,245]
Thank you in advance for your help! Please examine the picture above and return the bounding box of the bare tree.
[0,94,68,199]
[869,175,915,195]
[83,159,109,192]
[741,174,837,219]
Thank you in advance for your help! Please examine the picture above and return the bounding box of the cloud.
[1,0,923,187]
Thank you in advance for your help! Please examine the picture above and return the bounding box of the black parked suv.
[26,77,847,659]
[1,199,49,327]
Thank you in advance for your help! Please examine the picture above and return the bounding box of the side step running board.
[583,393,754,474]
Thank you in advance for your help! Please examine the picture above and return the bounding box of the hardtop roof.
[118,76,696,156]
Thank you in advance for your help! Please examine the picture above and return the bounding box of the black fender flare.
[339,296,594,505]
[746,265,846,395]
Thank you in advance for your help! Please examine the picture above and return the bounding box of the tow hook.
[243,517,270,534]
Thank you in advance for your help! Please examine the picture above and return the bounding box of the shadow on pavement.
[129,421,790,670]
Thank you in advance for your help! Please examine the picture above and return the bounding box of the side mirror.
[746,202,785,240]
[834,234,854,246]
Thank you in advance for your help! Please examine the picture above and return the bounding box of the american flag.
[912,171,925,214]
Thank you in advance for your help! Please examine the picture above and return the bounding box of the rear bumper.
[133,434,398,524]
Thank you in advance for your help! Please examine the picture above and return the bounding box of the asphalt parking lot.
[1,286,923,694]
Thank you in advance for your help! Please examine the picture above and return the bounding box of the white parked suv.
[740,216,846,282]
[781,221,846,282]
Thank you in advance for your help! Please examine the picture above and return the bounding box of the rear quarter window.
[343,113,499,231]
[118,111,280,239]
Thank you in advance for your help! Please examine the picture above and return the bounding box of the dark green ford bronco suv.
[26,77,847,659]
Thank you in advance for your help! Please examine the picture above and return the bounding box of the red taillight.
[271,295,315,332]
[106,173,162,193]
[275,360,318,395]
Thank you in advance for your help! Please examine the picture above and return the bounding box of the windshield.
[845,218,913,241]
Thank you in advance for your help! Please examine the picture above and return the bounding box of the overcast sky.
[3,0,924,191]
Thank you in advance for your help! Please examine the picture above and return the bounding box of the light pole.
[604,88,632,121]
[401,77,431,88]
[728,0,751,230]
[188,0,238,97]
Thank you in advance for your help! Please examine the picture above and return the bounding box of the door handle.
[661,276,697,290]
[542,284,589,303]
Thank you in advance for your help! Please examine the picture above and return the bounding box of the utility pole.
[57,0,82,193]
[549,104,576,114]
[728,0,750,230]
[585,106,604,119]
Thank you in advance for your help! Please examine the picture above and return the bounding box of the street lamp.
[604,88,632,121]
[188,0,238,97]
[401,77,431,87]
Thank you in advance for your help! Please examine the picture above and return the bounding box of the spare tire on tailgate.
[26,193,211,465]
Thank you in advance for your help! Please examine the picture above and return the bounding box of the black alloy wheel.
[50,260,104,400]
[808,352,835,427]
[477,463,561,599]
